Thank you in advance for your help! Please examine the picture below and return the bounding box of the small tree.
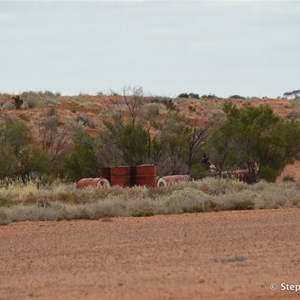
[39,116,69,166]
[0,142,16,179]
[96,117,153,167]
[155,113,207,175]
[283,89,300,98]
[206,124,240,176]
[178,93,189,98]
[208,103,300,183]
[61,130,99,181]
[18,146,52,177]
[1,118,30,159]
[13,95,23,109]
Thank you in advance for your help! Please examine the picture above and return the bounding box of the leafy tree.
[2,118,30,159]
[156,113,207,175]
[39,116,69,167]
[208,103,300,183]
[206,124,241,176]
[61,130,99,181]
[96,86,158,167]
[283,89,300,98]
[186,126,208,173]
[161,113,190,174]
[96,116,153,166]
[229,95,246,100]
[178,93,189,98]
[13,95,23,109]
[18,146,52,177]
[0,142,17,178]
[0,118,54,179]
[0,119,30,178]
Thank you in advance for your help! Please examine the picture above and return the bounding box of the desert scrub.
[3,102,15,110]
[0,178,300,224]
[155,188,213,214]
[196,177,248,195]
[217,191,256,211]
[132,209,154,217]
[77,114,96,128]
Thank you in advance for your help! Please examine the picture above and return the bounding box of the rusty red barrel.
[130,166,137,186]
[135,164,157,187]
[111,166,131,187]
[100,167,111,183]
[161,175,190,186]
[77,178,102,189]
[174,175,190,183]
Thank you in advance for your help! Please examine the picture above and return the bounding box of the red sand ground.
[0,209,299,300]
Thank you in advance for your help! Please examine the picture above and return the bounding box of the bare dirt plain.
[0,209,300,300]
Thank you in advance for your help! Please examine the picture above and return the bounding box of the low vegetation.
[0,87,300,224]
[1,87,300,183]
[0,177,299,225]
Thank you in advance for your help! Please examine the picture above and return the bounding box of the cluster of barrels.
[103,165,157,187]
[77,165,156,189]
[76,164,191,189]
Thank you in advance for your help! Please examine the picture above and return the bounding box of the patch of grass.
[188,105,196,112]
[231,199,255,210]
[47,108,57,116]
[19,113,30,122]
[283,174,295,182]
[132,209,154,217]
[71,105,80,113]
[77,114,96,128]
[0,211,10,225]
[3,102,15,110]
[26,98,39,109]
[221,256,247,263]
[183,200,217,213]
[0,198,14,207]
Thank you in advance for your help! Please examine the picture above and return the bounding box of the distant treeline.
[1,87,300,184]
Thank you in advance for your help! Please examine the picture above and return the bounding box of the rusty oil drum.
[100,167,111,183]
[163,175,190,185]
[110,166,131,187]
[135,164,157,187]
[130,166,137,186]
[76,178,102,189]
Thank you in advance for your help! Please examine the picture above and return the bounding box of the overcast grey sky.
[0,1,299,98]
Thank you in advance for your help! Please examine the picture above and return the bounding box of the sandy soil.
[0,209,300,300]
[279,160,300,182]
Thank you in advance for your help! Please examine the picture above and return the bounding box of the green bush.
[231,199,255,210]
[13,95,23,109]
[71,105,80,113]
[19,113,30,122]
[20,91,42,109]
[77,115,96,128]
[190,165,210,180]
[61,130,99,181]
[178,93,189,98]
[3,102,15,110]
[259,166,279,182]
[132,209,154,217]
[229,95,246,100]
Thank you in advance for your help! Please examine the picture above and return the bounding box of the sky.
[0,0,299,98]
